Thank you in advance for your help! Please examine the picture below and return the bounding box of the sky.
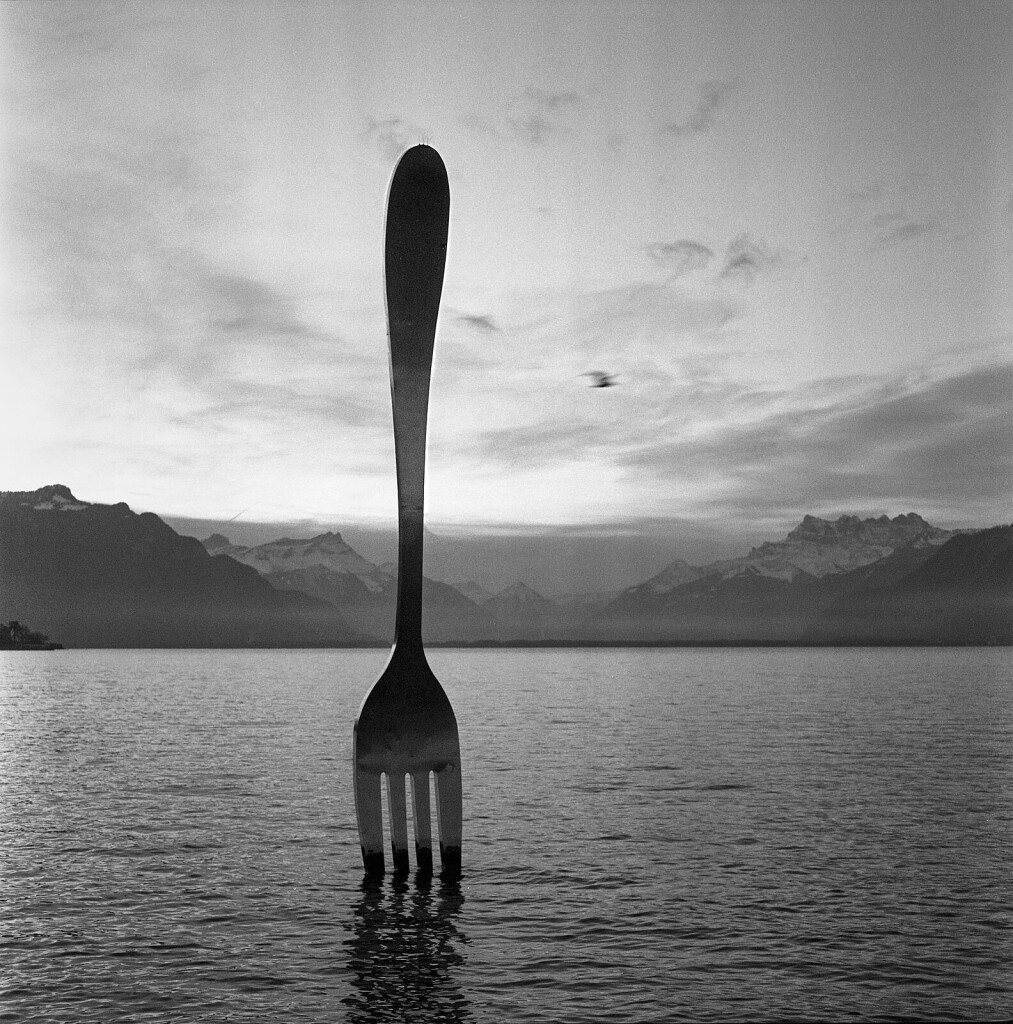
[3,0,1011,578]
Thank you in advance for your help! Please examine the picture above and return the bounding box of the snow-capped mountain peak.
[706,513,953,581]
[206,531,391,592]
[641,558,704,595]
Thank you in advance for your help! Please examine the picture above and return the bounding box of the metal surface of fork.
[352,145,462,881]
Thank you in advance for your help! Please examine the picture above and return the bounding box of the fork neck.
[390,349,431,649]
[395,504,425,648]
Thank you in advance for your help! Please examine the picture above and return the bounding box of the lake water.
[0,647,1010,1022]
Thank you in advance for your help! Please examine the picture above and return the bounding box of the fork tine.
[411,770,434,875]
[435,764,462,880]
[386,771,411,875]
[354,769,384,878]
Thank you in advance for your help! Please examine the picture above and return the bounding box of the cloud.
[616,360,1013,523]
[13,148,386,443]
[568,281,739,349]
[208,273,321,337]
[456,313,499,333]
[505,88,582,144]
[644,234,799,287]
[868,211,939,250]
[462,88,584,146]
[458,112,503,139]
[190,378,380,433]
[105,257,365,390]
[844,178,943,251]
[445,280,741,394]
[468,419,609,470]
[432,339,1011,533]
[0,7,402,506]
[424,277,750,507]
[644,240,714,279]
[362,116,426,163]
[719,233,788,284]
[662,80,736,137]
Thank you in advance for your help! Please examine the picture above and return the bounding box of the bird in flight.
[581,370,618,388]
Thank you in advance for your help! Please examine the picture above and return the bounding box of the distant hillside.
[483,582,560,641]
[450,578,619,640]
[0,486,371,647]
[804,525,1013,644]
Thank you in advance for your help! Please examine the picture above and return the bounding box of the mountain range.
[0,486,366,647]
[1,485,1009,647]
[202,531,499,642]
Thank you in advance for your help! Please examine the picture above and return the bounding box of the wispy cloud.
[616,360,1013,522]
[7,47,368,406]
[844,178,943,252]
[506,87,582,144]
[431,322,1011,532]
[461,88,582,144]
[185,378,378,434]
[719,234,788,284]
[456,313,500,333]
[208,273,323,337]
[425,277,748,497]
[644,240,714,279]
[362,116,426,163]
[868,210,939,250]
[468,419,610,470]
[12,124,386,447]
[645,235,797,286]
[662,79,736,137]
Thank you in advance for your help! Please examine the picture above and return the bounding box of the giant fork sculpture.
[352,145,462,881]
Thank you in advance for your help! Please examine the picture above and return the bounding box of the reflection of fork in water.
[342,877,470,1023]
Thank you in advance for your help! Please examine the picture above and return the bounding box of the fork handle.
[384,146,450,647]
